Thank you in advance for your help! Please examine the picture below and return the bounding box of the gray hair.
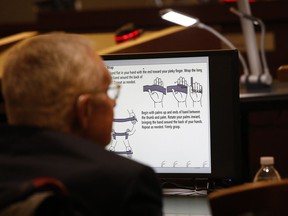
[2,33,102,131]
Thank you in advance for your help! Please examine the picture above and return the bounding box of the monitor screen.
[102,50,242,183]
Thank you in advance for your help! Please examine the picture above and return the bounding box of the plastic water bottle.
[253,156,281,182]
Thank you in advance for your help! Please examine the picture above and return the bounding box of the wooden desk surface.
[238,80,288,181]
[240,81,288,102]
[240,81,288,111]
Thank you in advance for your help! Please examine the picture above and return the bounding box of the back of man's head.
[2,33,102,132]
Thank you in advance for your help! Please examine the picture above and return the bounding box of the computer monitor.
[102,49,242,184]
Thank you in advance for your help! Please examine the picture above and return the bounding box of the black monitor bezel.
[101,49,242,183]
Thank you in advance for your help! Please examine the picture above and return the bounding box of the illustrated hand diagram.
[167,76,188,108]
[143,77,166,108]
[189,77,203,107]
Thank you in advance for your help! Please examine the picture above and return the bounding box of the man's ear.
[75,94,93,129]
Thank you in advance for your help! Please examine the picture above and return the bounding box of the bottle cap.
[260,156,274,165]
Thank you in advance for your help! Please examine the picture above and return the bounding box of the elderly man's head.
[2,33,116,146]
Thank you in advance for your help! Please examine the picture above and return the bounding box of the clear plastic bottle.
[253,156,281,182]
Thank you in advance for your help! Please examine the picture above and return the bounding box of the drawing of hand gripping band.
[109,110,137,158]
[167,77,203,108]
[189,77,203,107]
[167,76,189,108]
[143,77,166,108]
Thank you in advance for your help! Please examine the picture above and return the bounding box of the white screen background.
[104,56,211,174]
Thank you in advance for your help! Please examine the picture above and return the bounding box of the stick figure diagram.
[160,160,208,168]
[108,110,137,158]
